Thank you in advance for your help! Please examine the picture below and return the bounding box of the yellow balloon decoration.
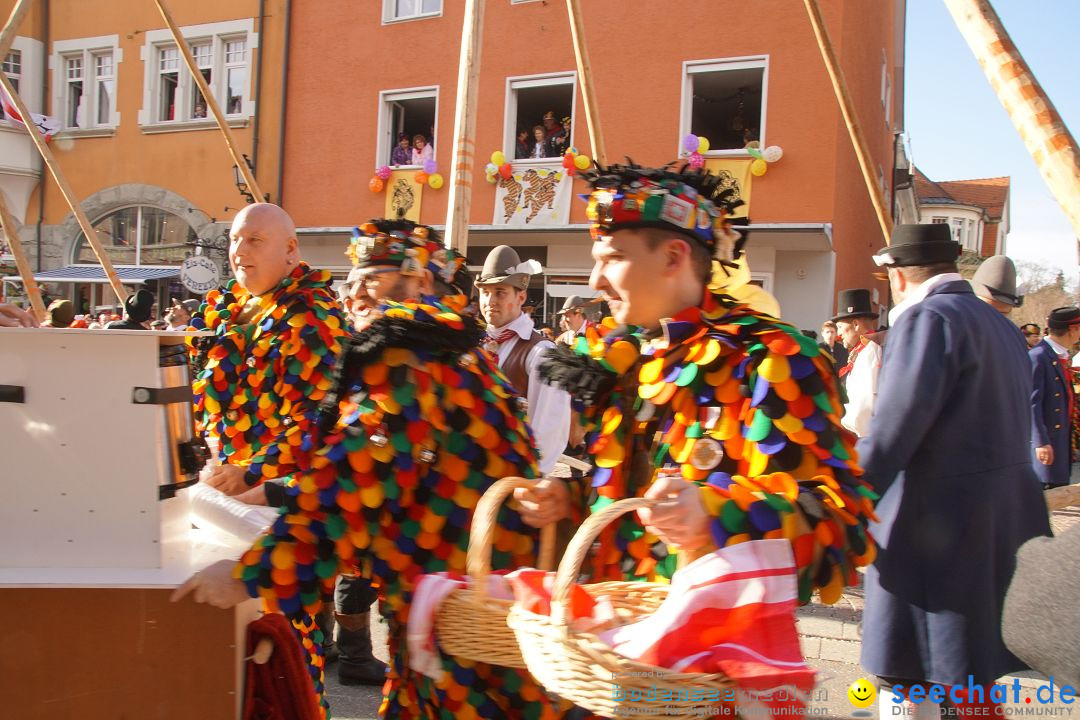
[428,173,444,189]
[574,154,591,170]
[751,158,768,177]
[697,136,711,154]
[491,150,506,166]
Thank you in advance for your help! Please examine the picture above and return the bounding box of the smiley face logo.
[848,678,877,709]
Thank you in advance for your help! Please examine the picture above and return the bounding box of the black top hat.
[971,255,1022,307]
[832,288,879,323]
[1046,306,1080,332]
[872,223,961,268]
[125,289,155,323]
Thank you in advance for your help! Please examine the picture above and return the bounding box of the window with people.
[509,77,573,160]
[147,27,250,125]
[685,60,766,151]
[383,91,436,167]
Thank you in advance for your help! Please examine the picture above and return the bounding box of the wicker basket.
[434,477,556,667]
[507,497,735,719]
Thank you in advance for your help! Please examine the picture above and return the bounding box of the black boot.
[316,604,339,664]
[336,612,388,686]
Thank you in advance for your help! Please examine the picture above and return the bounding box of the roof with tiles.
[914,167,1010,221]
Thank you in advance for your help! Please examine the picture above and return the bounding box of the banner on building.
[385,170,423,223]
[492,161,573,226]
[703,158,752,219]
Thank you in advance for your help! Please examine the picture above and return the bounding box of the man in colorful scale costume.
[532,162,878,604]
[177,218,567,719]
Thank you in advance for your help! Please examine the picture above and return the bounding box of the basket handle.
[549,496,658,625]
[466,477,557,600]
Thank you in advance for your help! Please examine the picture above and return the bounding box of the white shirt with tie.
[488,311,571,475]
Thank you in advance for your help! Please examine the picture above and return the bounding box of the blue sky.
[905,0,1079,282]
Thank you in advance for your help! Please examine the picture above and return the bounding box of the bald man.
[188,203,346,497]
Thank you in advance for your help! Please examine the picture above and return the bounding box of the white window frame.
[951,217,965,247]
[376,86,439,170]
[680,56,769,157]
[750,271,774,294]
[382,0,443,24]
[503,71,577,164]
[2,48,21,95]
[138,19,257,130]
[931,216,948,224]
[881,50,892,129]
[51,35,122,132]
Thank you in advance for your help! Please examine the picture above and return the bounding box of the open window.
[682,58,767,153]
[379,87,437,168]
[1,50,20,122]
[505,73,575,161]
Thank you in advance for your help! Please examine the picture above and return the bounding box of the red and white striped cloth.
[0,83,60,139]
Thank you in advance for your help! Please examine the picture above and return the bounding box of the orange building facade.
[281,0,906,330]
[2,0,904,329]
[0,0,289,313]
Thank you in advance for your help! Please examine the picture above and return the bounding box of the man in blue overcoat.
[857,224,1051,713]
[1029,306,1080,489]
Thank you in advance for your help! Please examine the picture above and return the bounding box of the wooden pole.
[0,73,128,302]
[803,0,893,244]
[943,0,1080,240]
[0,0,34,60]
[564,0,606,167]
[0,190,46,321]
[443,0,485,254]
[152,0,262,199]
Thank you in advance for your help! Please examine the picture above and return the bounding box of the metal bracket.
[177,438,210,475]
[131,385,193,405]
[0,385,25,403]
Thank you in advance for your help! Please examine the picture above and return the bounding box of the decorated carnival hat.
[832,289,879,323]
[971,255,1022,307]
[346,218,438,277]
[872,223,961,268]
[1046,306,1080,332]
[579,161,747,264]
[474,245,542,290]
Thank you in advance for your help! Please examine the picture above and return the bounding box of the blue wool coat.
[857,280,1051,686]
[1029,340,1074,488]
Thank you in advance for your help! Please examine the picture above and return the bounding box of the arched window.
[73,205,197,266]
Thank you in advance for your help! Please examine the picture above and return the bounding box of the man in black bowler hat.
[1029,306,1080,489]
[858,223,1050,716]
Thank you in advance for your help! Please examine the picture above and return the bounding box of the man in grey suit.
[857,224,1050,716]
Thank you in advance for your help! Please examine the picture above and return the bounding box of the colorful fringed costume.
[235,293,568,718]
[187,263,346,713]
[541,293,877,599]
[539,161,877,603]
[187,263,345,485]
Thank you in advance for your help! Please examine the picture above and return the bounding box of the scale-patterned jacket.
[236,298,566,720]
[540,288,878,604]
[187,263,345,486]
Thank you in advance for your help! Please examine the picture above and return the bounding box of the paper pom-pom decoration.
[414,171,429,185]
[376,165,392,181]
[683,133,699,152]
[688,151,705,169]
[369,176,385,192]
[423,158,438,174]
[763,145,784,163]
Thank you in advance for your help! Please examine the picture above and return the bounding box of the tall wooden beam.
[443,0,485,254]
[0,0,33,60]
[803,0,893,244]
[564,0,606,167]
[152,0,262,200]
[944,0,1080,240]
[0,190,46,321]
[0,72,129,302]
